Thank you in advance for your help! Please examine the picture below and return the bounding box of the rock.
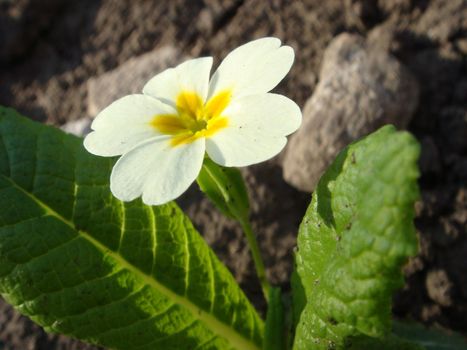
[282,33,419,192]
[87,46,187,116]
[60,117,92,137]
[367,21,396,52]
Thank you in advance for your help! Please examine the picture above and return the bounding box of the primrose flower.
[84,38,302,205]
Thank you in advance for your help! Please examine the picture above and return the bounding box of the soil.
[0,0,466,348]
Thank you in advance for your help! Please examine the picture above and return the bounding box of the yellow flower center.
[150,90,231,147]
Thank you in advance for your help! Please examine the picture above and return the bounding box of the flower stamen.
[150,90,231,147]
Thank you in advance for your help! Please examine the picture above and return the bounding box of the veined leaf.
[293,126,420,349]
[0,107,263,350]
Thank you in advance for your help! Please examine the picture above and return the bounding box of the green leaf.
[290,269,306,331]
[263,288,285,350]
[393,321,467,350]
[0,107,263,350]
[196,157,250,221]
[293,126,420,350]
[345,334,423,350]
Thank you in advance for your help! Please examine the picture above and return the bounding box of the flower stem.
[239,217,271,303]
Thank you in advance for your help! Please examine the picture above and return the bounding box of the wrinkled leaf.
[293,126,420,349]
[0,107,263,350]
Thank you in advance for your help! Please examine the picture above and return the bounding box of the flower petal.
[84,94,176,157]
[143,57,213,107]
[208,37,294,100]
[110,136,205,205]
[205,93,301,167]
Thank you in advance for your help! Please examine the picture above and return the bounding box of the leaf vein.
[0,174,260,350]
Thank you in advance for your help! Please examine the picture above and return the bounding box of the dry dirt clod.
[413,0,467,43]
[426,269,453,307]
[87,46,188,117]
[282,32,419,192]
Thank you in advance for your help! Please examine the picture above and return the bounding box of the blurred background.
[0,0,466,348]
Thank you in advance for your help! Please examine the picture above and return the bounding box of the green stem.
[238,217,271,303]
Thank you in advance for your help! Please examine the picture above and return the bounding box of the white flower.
[84,38,302,205]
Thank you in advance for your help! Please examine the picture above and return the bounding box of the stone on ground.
[282,33,419,192]
[87,46,187,116]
